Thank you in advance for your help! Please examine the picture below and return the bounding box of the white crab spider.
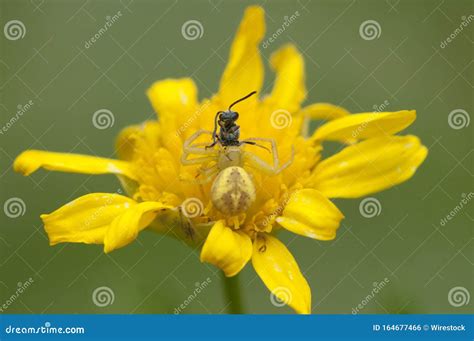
[180,129,294,215]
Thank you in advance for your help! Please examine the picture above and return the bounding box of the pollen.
[211,166,256,215]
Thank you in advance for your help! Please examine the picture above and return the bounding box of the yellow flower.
[13,6,427,314]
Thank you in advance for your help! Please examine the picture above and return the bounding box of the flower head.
[14,6,427,314]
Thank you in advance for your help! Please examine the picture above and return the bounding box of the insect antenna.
[228,91,257,111]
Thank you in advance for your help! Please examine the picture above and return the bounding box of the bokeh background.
[0,0,472,314]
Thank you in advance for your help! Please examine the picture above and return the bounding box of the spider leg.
[182,130,219,167]
[239,140,271,153]
[192,164,220,184]
[244,152,279,175]
[242,137,279,169]
[243,137,295,175]
[183,130,217,155]
[278,146,295,172]
[181,155,217,166]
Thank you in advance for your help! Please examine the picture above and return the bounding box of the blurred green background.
[0,0,472,314]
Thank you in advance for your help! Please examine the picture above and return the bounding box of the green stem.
[222,272,244,314]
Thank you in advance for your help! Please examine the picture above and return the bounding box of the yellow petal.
[313,110,416,142]
[115,121,161,161]
[14,150,137,181]
[276,189,344,241]
[147,78,198,119]
[146,78,198,151]
[268,44,306,112]
[147,78,198,117]
[312,135,428,198]
[41,193,173,253]
[300,103,350,120]
[252,234,311,314]
[200,220,252,277]
[218,6,265,105]
[104,201,172,253]
[41,193,136,246]
[115,124,142,161]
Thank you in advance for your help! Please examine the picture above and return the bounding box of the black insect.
[206,91,259,148]
[206,91,270,152]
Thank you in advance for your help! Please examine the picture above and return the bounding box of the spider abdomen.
[211,166,256,215]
